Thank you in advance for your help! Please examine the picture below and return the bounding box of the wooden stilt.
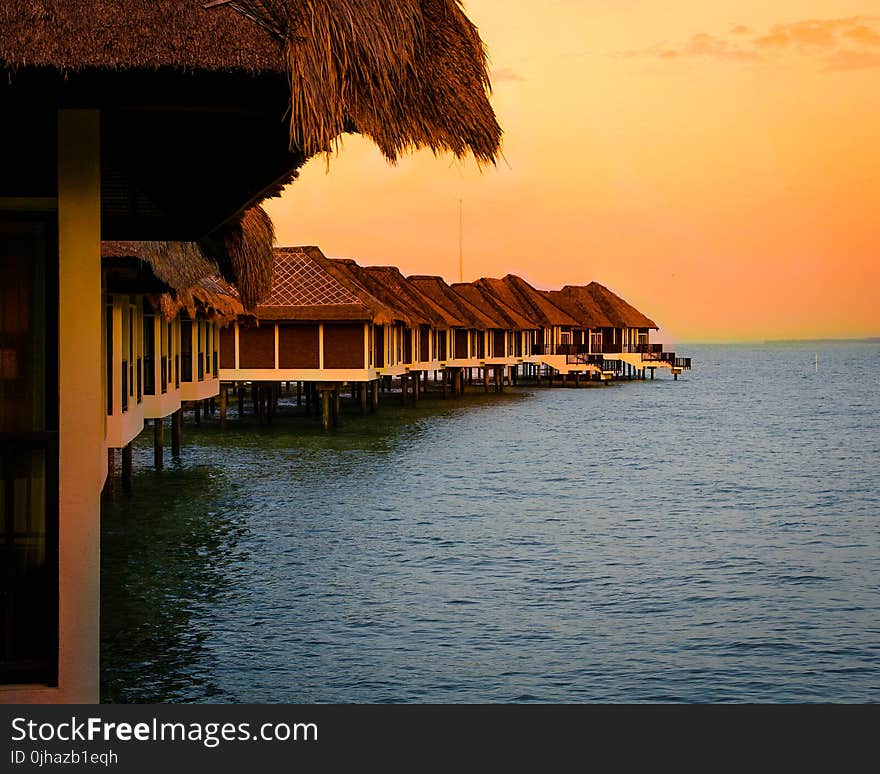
[650,368,655,380]
[153,418,163,470]
[121,443,132,494]
[104,449,116,497]
[413,373,420,403]
[194,400,201,425]
[220,384,228,431]
[297,381,302,406]
[237,384,244,418]
[483,367,490,393]
[441,370,447,398]
[360,382,368,414]
[332,387,340,426]
[321,389,330,431]
[371,379,379,412]
[574,371,580,387]
[171,408,182,457]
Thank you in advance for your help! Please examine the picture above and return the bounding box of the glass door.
[0,212,58,686]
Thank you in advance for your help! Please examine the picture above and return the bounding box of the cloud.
[491,67,525,83]
[624,16,880,70]
[823,50,880,71]
[843,25,880,45]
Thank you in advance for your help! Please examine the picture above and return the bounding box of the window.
[143,313,155,396]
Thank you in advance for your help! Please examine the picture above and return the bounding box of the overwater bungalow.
[449,281,538,388]
[218,246,410,423]
[406,275,505,392]
[325,261,462,398]
[559,283,691,377]
[1,1,500,702]
[102,241,243,458]
[474,276,584,369]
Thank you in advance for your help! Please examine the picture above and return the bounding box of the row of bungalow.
[215,246,691,427]
[1,0,505,703]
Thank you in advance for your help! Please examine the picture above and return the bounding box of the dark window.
[180,320,192,383]
[0,212,59,686]
[143,315,155,395]
[105,305,113,415]
[121,360,128,413]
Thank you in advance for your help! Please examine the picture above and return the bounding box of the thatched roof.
[546,289,614,330]
[326,260,429,329]
[407,275,500,331]
[102,204,274,309]
[225,0,502,162]
[1,1,501,164]
[101,243,244,323]
[561,283,659,330]
[251,246,399,324]
[476,275,581,329]
[360,266,464,329]
[450,282,537,331]
[0,1,284,73]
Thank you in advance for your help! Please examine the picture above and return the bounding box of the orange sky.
[266,0,880,343]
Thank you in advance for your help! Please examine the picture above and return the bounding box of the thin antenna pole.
[458,197,463,284]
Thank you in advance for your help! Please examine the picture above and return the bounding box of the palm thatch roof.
[360,266,464,329]
[326,260,430,329]
[102,204,274,309]
[450,282,537,330]
[250,246,400,324]
[475,275,581,329]
[546,289,614,330]
[562,283,659,329]
[222,0,501,162]
[407,275,500,331]
[1,1,501,164]
[101,243,244,323]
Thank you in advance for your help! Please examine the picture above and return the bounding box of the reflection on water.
[101,343,880,703]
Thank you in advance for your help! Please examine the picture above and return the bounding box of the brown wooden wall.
[454,329,468,359]
[436,333,447,361]
[419,325,430,362]
[493,330,506,357]
[279,324,319,369]
[600,327,621,353]
[323,323,364,369]
[219,326,235,369]
[404,327,413,363]
[374,325,385,367]
[238,325,275,368]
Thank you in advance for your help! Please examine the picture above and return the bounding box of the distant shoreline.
[677,337,880,346]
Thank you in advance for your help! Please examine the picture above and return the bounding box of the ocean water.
[101,341,880,703]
